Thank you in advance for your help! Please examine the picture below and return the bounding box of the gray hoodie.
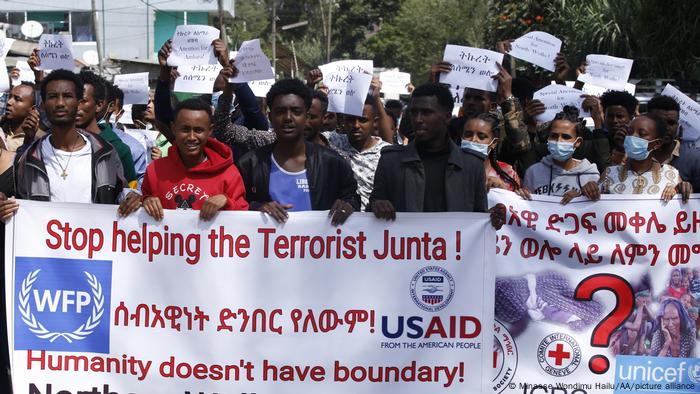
[523,155,600,196]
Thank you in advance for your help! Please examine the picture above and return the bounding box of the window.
[0,12,26,39]
[26,12,69,35]
[71,12,94,42]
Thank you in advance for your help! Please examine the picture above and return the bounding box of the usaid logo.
[14,257,112,353]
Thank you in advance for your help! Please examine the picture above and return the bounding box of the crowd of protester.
[0,34,698,390]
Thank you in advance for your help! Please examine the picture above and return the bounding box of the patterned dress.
[600,163,680,195]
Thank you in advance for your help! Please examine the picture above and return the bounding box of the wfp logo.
[14,257,112,353]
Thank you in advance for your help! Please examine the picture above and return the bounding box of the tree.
[359,0,488,83]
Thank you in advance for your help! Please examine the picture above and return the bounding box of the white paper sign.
[11,60,34,86]
[230,39,275,83]
[439,45,504,92]
[114,73,149,105]
[174,64,222,94]
[0,60,10,93]
[249,78,275,98]
[577,54,633,91]
[0,37,15,59]
[508,31,561,72]
[319,62,373,116]
[379,70,411,100]
[322,60,373,75]
[532,84,590,122]
[661,84,700,142]
[38,34,74,71]
[166,25,220,66]
[581,82,636,96]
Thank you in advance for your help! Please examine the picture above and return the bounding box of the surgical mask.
[624,135,656,161]
[461,140,491,156]
[547,140,577,162]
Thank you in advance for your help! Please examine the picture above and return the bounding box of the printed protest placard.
[379,70,411,100]
[249,77,275,98]
[532,84,589,122]
[581,81,637,96]
[440,45,504,92]
[174,64,223,94]
[577,54,633,91]
[114,73,149,105]
[166,25,219,66]
[489,189,700,394]
[661,84,700,142]
[319,60,374,116]
[7,203,495,393]
[229,39,275,83]
[38,34,74,71]
[507,31,562,72]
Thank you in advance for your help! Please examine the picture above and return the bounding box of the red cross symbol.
[547,343,571,366]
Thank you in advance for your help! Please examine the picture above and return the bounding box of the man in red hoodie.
[129,98,249,220]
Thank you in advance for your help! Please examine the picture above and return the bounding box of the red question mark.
[574,273,634,374]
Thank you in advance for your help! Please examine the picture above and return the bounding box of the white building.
[0,0,234,61]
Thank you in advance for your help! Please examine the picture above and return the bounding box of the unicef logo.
[14,257,112,353]
[410,266,455,312]
[689,362,700,383]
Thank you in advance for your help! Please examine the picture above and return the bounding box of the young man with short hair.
[76,70,137,187]
[134,98,248,221]
[1,82,40,151]
[8,70,136,206]
[600,90,638,166]
[237,79,360,225]
[325,97,390,211]
[369,83,504,228]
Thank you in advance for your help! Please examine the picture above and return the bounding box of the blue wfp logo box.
[14,257,112,353]
[614,355,700,393]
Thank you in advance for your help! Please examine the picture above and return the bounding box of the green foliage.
[359,0,488,84]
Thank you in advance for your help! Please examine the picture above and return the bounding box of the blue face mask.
[547,140,577,162]
[624,135,656,161]
[461,140,491,156]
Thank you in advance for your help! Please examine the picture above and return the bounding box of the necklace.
[49,134,81,180]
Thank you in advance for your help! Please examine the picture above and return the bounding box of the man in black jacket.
[369,83,504,228]
[237,79,360,225]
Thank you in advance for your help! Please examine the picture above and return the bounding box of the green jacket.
[98,122,137,185]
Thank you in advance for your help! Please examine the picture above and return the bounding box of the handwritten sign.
[12,60,35,86]
[0,37,15,59]
[166,25,219,66]
[532,84,589,122]
[440,45,503,92]
[249,77,275,98]
[174,64,223,94]
[319,61,373,116]
[577,54,633,91]
[322,60,373,76]
[114,73,149,105]
[661,84,700,142]
[38,34,74,71]
[379,70,411,100]
[581,82,636,96]
[229,39,275,83]
[507,31,561,72]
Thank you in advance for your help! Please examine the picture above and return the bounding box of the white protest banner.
[249,77,275,98]
[37,34,74,71]
[174,64,223,94]
[6,203,494,393]
[661,84,700,142]
[319,61,374,116]
[114,73,149,105]
[508,31,562,72]
[581,82,637,96]
[489,189,700,394]
[577,54,633,91]
[533,84,589,122]
[230,39,275,83]
[0,36,15,59]
[379,70,411,100]
[12,60,35,86]
[440,45,504,93]
[166,25,220,66]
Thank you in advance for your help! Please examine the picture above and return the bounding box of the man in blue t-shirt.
[238,79,360,225]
